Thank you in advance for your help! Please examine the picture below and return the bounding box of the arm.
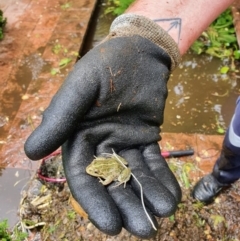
[126,0,235,55]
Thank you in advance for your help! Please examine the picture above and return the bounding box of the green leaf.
[206,47,222,58]
[181,169,190,188]
[0,10,7,40]
[218,34,236,43]
[190,40,205,54]
[190,8,239,60]
[234,50,240,59]
[220,66,229,74]
[169,215,175,222]
[210,214,225,228]
[59,58,72,68]
[67,211,76,219]
[217,127,225,134]
[52,43,62,54]
[61,3,71,10]
[104,6,115,15]
[105,0,135,16]
[50,68,59,75]
[72,51,80,57]
[0,220,11,240]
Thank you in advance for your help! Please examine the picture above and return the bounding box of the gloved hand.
[24,14,182,239]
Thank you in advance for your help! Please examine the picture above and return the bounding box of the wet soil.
[19,153,240,241]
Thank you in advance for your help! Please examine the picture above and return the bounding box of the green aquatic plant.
[50,57,72,76]
[0,219,11,241]
[60,2,71,10]
[215,115,226,134]
[104,0,135,15]
[191,9,240,60]
[0,9,7,40]
[0,220,28,241]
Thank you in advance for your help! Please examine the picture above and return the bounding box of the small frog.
[86,154,131,187]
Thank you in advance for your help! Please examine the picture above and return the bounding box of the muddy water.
[89,2,240,135]
[0,168,34,228]
[164,55,240,134]
[0,51,49,140]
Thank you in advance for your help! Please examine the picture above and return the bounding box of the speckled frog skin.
[86,155,131,187]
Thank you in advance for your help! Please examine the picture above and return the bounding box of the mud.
[19,153,240,241]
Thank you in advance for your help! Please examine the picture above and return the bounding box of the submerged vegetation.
[104,0,134,15]
[0,10,7,40]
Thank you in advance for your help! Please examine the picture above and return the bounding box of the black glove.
[24,14,181,239]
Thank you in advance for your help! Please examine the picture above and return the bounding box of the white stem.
[111,149,157,231]
[131,172,157,231]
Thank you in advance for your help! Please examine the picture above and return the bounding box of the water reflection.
[0,168,33,228]
[164,53,239,134]
[213,104,226,129]
[173,83,184,95]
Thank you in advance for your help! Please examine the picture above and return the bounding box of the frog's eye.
[92,169,99,173]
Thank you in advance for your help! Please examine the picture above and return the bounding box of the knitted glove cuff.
[109,14,181,71]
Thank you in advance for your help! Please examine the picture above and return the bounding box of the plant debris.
[18,153,240,241]
[0,9,7,40]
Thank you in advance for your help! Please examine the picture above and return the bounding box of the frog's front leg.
[98,176,114,185]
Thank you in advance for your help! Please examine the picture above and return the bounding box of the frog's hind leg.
[116,168,131,188]
[98,176,113,185]
[113,181,127,188]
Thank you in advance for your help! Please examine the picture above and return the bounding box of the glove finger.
[24,62,99,160]
[62,134,122,236]
[142,143,182,203]
[95,146,158,239]
[120,149,178,217]
[107,183,158,239]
